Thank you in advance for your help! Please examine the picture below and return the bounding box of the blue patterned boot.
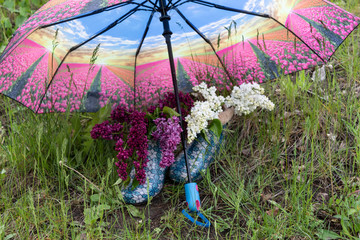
[121,141,167,204]
[169,127,225,183]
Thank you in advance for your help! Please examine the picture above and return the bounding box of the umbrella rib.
[40,1,156,29]
[171,0,190,8]
[188,0,270,18]
[0,2,131,61]
[147,0,158,8]
[166,0,173,9]
[0,27,39,62]
[186,0,326,62]
[174,8,233,82]
[131,1,156,9]
[40,2,133,29]
[35,2,147,113]
[135,7,158,58]
[133,2,158,109]
[68,9,140,56]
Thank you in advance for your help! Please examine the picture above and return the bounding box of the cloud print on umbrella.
[1,0,131,58]
[0,0,359,113]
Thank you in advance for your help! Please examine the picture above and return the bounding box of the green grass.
[1,0,360,239]
[0,0,46,52]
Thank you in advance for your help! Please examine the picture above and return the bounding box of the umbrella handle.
[182,183,210,228]
[182,209,210,228]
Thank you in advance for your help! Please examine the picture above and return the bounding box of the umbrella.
[0,0,359,227]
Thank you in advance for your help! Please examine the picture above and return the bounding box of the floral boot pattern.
[169,127,225,183]
[121,141,166,204]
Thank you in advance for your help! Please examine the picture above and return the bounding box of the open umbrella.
[0,0,359,227]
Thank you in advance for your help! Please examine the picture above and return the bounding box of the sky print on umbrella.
[1,0,131,59]
[0,0,359,113]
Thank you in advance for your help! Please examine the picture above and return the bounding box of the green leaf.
[208,119,223,139]
[348,208,357,215]
[147,125,157,137]
[146,113,155,121]
[3,0,14,11]
[2,18,12,29]
[97,204,111,212]
[131,179,140,190]
[89,184,101,193]
[154,107,161,117]
[0,45,6,54]
[333,215,350,221]
[126,205,144,218]
[162,106,180,117]
[112,178,122,186]
[82,105,113,150]
[15,15,26,27]
[99,104,113,120]
[76,186,84,193]
[146,108,161,121]
[123,176,131,187]
[84,208,96,225]
[4,234,16,240]
[201,129,210,144]
[19,7,28,16]
[316,229,343,240]
[90,194,101,202]
[32,0,41,8]
[114,186,124,202]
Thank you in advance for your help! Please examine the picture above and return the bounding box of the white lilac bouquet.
[185,83,225,143]
[224,83,275,116]
[186,82,275,143]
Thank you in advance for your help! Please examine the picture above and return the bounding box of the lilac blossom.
[111,105,131,123]
[152,116,182,168]
[90,121,124,141]
[90,121,113,140]
[115,160,128,181]
[111,123,124,141]
[127,111,149,184]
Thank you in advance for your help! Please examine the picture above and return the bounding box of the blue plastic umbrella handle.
[182,209,210,228]
[182,183,210,228]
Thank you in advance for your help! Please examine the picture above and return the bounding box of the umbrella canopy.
[0,0,359,114]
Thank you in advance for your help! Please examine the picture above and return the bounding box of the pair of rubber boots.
[121,129,225,204]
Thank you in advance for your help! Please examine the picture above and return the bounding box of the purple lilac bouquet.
[90,91,194,186]
[91,107,149,184]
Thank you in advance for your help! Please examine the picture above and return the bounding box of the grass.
[1,0,360,239]
[0,0,45,52]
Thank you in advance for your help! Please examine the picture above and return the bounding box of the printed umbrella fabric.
[0,0,359,113]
